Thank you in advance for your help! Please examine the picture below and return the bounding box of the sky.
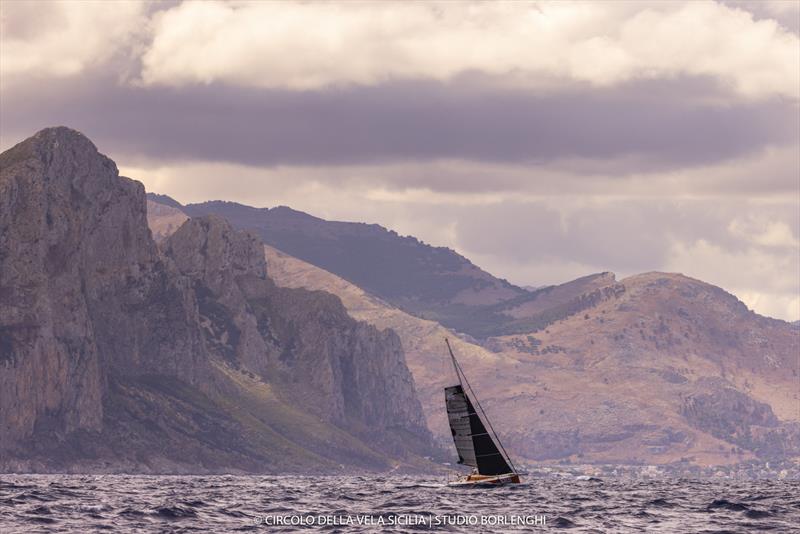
[1,0,798,321]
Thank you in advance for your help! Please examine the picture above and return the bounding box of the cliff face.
[0,128,434,472]
[161,215,271,376]
[161,216,430,449]
[0,128,208,452]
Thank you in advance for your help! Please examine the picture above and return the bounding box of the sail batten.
[444,384,513,476]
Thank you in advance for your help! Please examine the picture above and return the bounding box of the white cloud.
[0,0,147,82]
[728,216,800,249]
[136,0,800,99]
[2,1,796,100]
[666,238,799,320]
[737,290,800,323]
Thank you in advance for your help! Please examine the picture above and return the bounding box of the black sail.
[444,385,512,475]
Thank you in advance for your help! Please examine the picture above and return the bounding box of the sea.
[0,475,798,533]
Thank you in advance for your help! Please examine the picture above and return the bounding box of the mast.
[446,337,464,388]
[444,338,517,474]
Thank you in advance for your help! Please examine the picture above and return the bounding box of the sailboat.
[444,338,521,486]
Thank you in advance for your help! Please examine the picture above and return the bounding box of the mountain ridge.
[156,195,797,329]
[146,194,799,467]
[179,198,535,337]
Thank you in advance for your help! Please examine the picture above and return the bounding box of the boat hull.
[447,473,521,487]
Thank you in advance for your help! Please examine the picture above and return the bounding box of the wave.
[0,475,797,533]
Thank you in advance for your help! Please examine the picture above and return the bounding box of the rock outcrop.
[146,199,188,242]
[0,127,435,472]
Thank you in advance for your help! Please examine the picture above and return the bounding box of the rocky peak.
[161,215,275,376]
[162,215,266,291]
[590,271,616,284]
[2,127,105,174]
[2,127,157,278]
[619,272,757,333]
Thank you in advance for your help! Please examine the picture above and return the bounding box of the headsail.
[445,384,513,475]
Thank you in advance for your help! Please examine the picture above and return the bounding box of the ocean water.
[0,475,798,533]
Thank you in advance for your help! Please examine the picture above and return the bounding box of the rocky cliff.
[161,216,431,452]
[0,127,434,472]
[0,127,209,454]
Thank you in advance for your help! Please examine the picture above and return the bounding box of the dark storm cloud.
[1,73,796,185]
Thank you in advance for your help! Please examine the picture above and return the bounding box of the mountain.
[490,272,799,465]
[0,127,434,473]
[258,246,800,467]
[179,200,539,337]
[182,199,764,347]
[157,195,637,339]
[161,215,431,455]
[148,179,799,469]
[149,195,800,468]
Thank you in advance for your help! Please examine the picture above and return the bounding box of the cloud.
[135,1,799,99]
[666,238,799,321]
[0,0,147,82]
[724,1,800,33]
[116,148,799,210]
[2,2,797,174]
[3,1,795,100]
[728,216,800,249]
[1,74,796,173]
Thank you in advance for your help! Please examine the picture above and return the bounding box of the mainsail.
[445,384,513,475]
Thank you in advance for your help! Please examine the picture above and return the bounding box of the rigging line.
[454,355,518,475]
[445,338,518,475]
